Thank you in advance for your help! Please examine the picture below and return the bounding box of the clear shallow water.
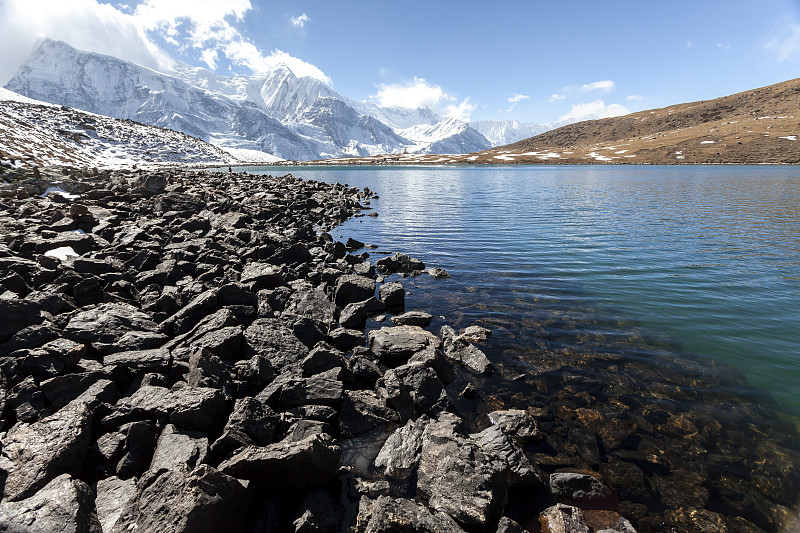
[239,164,800,529]
[270,164,800,415]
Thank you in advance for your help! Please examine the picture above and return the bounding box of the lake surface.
[240,164,800,530]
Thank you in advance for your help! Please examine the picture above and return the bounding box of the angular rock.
[223,396,279,446]
[353,495,465,533]
[112,385,226,435]
[374,416,431,481]
[390,310,433,327]
[496,517,526,533]
[339,425,396,477]
[282,289,336,347]
[417,413,510,527]
[149,424,209,471]
[291,490,344,533]
[378,361,450,422]
[334,274,376,308]
[110,465,248,533]
[368,325,440,367]
[488,409,540,442]
[240,261,284,290]
[104,348,171,375]
[441,325,494,375]
[474,425,542,488]
[64,302,160,352]
[245,318,308,368]
[2,399,94,501]
[302,341,347,377]
[187,349,229,389]
[96,476,137,533]
[539,504,590,533]
[278,372,344,410]
[218,433,341,491]
[549,472,612,503]
[328,327,365,351]
[378,281,404,310]
[0,299,43,343]
[339,389,399,437]
[0,474,101,533]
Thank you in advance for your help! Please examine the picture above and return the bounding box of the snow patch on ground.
[220,147,284,163]
[780,135,798,141]
[42,187,80,200]
[44,246,79,261]
[700,140,717,144]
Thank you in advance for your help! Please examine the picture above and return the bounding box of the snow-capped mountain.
[469,120,567,146]
[400,117,492,154]
[5,39,493,160]
[0,88,242,168]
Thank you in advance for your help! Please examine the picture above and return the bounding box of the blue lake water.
[239,164,800,529]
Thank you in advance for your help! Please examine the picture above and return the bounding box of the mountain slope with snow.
[5,39,496,160]
[0,88,239,168]
[469,119,570,146]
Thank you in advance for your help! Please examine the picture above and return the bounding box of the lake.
[239,164,800,530]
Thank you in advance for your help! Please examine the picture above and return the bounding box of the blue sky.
[2,0,800,124]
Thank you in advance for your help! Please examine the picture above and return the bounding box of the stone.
[441,325,494,375]
[488,409,540,442]
[463,325,492,342]
[245,318,308,368]
[352,495,465,533]
[223,397,279,446]
[409,345,455,385]
[278,373,344,410]
[64,302,160,352]
[240,261,285,289]
[473,425,543,488]
[187,349,229,389]
[339,390,399,437]
[149,424,209,471]
[417,413,510,527]
[378,361,450,422]
[110,465,248,533]
[549,472,612,503]
[347,353,384,389]
[115,421,156,478]
[539,504,590,533]
[368,325,440,368]
[334,274,376,308]
[374,416,431,481]
[0,322,59,353]
[378,281,404,309]
[345,237,365,250]
[496,517,526,533]
[0,299,43,343]
[218,433,341,491]
[2,399,94,501]
[104,348,171,375]
[328,327,365,351]
[0,474,102,533]
[301,341,347,376]
[95,476,137,533]
[390,310,433,327]
[282,289,337,346]
[112,385,226,435]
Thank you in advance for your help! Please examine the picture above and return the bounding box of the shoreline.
[0,165,797,532]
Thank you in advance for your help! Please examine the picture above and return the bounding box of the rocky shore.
[0,166,653,532]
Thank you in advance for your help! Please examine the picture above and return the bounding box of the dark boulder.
[339,390,399,437]
[334,274,376,308]
[0,299,43,343]
[368,326,440,368]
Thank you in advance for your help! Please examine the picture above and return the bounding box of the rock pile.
[0,167,635,532]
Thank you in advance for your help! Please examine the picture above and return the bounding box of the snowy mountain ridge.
[0,87,245,168]
[5,39,494,160]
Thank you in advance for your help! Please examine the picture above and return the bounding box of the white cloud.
[508,93,530,104]
[372,77,475,120]
[290,13,309,28]
[716,43,731,53]
[549,93,566,102]
[200,48,219,70]
[765,23,800,62]
[581,80,615,92]
[626,94,643,101]
[686,41,693,49]
[0,0,332,85]
[506,93,530,112]
[559,100,630,122]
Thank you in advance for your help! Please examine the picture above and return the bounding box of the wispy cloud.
[549,93,566,102]
[765,23,800,62]
[716,42,731,53]
[626,94,643,101]
[686,41,693,49]
[372,77,475,121]
[0,0,332,84]
[290,13,309,28]
[581,80,615,92]
[559,100,629,122]
[506,93,530,112]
